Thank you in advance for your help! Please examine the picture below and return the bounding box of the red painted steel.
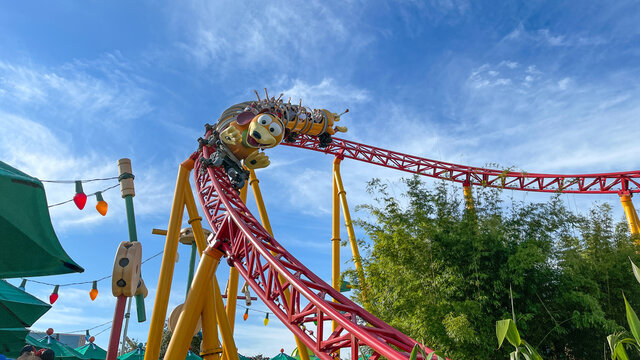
[194,143,442,360]
[283,135,640,195]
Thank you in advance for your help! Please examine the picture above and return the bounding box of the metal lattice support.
[283,135,640,194]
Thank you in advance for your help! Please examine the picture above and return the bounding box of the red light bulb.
[49,285,59,304]
[46,328,54,336]
[73,181,87,210]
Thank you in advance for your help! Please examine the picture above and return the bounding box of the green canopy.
[117,347,144,360]
[75,342,107,360]
[238,354,251,360]
[26,334,42,347]
[185,350,201,360]
[271,353,297,360]
[0,327,29,357]
[37,335,87,360]
[0,280,51,328]
[0,161,83,278]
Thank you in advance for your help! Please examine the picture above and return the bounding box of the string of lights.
[40,176,119,184]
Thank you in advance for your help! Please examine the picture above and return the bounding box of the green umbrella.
[185,350,201,360]
[0,327,29,357]
[75,342,107,360]
[0,280,51,328]
[0,161,83,278]
[117,347,144,360]
[37,335,87,360]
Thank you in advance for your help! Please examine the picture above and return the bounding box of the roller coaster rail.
[283,134,640,195]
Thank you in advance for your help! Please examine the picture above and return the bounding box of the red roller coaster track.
[283,134,640,195]
[194,135,639,360]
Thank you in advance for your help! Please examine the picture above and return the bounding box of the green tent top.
[117,347,144,360]
[0,161,83,278]
[37,335,87,360]
[0,327,29,357]
[238,354,251,360]
[75,342,107,360]
[271,352,297,360]
[0,280,51,328]
[26,334,42,347]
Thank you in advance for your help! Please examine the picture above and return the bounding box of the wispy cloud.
[0,56,152,128]
[503,23,607,47]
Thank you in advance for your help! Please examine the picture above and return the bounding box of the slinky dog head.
[235,112,284,149]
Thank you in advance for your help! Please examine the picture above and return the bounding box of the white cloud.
[502,23,607,47]
[0,57,152,127]
[277,78,370,112]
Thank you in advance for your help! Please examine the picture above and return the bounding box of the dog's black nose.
[252,131,261,139]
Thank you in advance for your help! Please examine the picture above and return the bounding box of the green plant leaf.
[496,319,511,348]
[409,344,419,360]
[630,257,640,285]
[624,294,640,345]
[506,319,522,347]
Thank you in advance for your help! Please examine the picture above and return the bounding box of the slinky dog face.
[243,113,284,149]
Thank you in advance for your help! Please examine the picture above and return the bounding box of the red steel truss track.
[194,144,441,360]
[283,134,640,195]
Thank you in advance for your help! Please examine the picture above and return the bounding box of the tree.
[347,176,640,359]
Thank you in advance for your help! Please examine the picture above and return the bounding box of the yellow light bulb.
[264,313,269,326]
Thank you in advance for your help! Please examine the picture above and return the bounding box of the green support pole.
[186,242,197,297]
[124,195,147,322]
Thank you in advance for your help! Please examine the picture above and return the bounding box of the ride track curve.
[194,134,640,360]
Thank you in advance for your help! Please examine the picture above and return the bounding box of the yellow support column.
[333,158,368,308]
[225,182,247,334]
[184,181,222,360]
[332,158,341,335]
[145,159,191,360]
[620,194,640,236]
[165,246,223,360]
[463,181,475,211]
[213,277,239,360]
[248,170,311,360]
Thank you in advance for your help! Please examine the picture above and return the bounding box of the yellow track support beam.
[225,182,247,334]
[145,159,191,360]
[463,181,475,211]
[184,181,223,360]
[165,246,223,360]
[248,170,311,360]
[620,194,640,237]
[332,158,341,335]
[333,157,368,308]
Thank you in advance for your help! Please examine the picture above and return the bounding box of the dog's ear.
[236,112,254,126]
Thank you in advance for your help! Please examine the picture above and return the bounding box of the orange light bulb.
[243,309,249,321]
[89,281,98,300]
[95,192,107,216]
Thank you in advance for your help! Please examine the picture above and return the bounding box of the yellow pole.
[463,181,475,211]
[184,182,222,360]
[248,170,311,360]
[332,158,341,335]
[145,159,190,360]
[213,277,239,360]
[333,160,368,307]
[620,194,640,236]
[165,246,223,360]
[225,182,248,334]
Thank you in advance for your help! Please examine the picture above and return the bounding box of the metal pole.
[333,158,368,308]
[332,157,341,337]
[105,295,127,360]
[620,194,640,235]
[144,159,191,360]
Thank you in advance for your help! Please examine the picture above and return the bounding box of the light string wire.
[47,183,119,208]
[40,177,119,184]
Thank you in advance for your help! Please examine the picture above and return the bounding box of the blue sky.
[1,0,640,357]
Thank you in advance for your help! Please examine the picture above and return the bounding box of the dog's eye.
[269,123,282,136]
[258,115,271,125]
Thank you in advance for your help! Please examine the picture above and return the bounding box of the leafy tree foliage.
[346,177,640,359]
